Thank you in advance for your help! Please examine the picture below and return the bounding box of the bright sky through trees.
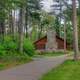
[41,0,53,12]
[42,0,78,12]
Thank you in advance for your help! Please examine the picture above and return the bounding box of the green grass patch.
[40,60,80,80]
[40,51,64,56]
[35,51,68,57]
[0,64,5,70]
[0,53,32,70]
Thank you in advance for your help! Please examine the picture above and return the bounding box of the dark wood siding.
[34,37,47,50]
[56,37,64,49]
[34,36,70,50]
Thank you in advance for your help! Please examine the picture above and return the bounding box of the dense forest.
[0,0,80,61]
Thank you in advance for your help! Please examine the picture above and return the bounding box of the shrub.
[0,44,6,56]
[23,38,35,56]
[0,36,35,58]
[0,36,33,63]
[0,51,31,62]
[3,36,18,51]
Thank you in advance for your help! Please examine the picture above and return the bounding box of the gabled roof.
[34,36,47,44]
[34,35,66,44]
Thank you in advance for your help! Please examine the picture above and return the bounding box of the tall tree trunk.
[12,10,16,39]
[55,16,60,36]
[18,7,25,53]
[64,18,67,54]
[78,0,80,49]
[0,21,5,41]
[25,9,28,38]
[72,0,79,60]
[9,10,13,34]
[38,25,43,39]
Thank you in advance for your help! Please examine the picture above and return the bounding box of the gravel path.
[0,55,67,80]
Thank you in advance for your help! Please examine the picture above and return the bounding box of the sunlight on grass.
[40,60,80,80]
[35,51,71,58]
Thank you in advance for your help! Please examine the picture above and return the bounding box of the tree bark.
[72,0,79,60]
[25,9,28,38]
[64,18,67,54]
[12,10,16,39]
[78,0,80,49]
[9,10,13,34]
[0,21,5,41]
[55,16,60,36]
[38,25,43,39]
[18,7,25,53]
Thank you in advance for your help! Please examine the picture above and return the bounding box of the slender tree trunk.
[55,16,60,36]
[72,0,79,60]
[9,9,16,39]
[59,0,62,37]
[78,0,80,49]
[25,26,28,37]
[9,10,13,34]
[12,10,16,39]
[64,18,67,54]
[25,9,28,38]
[0,21,5,41]
[38,25,43,39]
[18,7,25,53]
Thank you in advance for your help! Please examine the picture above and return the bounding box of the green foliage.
[0,51,31,62]
[0,36,32,64]
[40,60,80,80]
[23,38,35,56]
[0,44,6,56]
[0,64,5,70]
[0,52,32,70]
[0,36,35,57]
[3,36,18,51]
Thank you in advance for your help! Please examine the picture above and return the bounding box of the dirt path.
[0,55,67,80]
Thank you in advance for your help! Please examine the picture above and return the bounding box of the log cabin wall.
[34,36,70,50]
[56,36,65,49]
[34,36,47,50]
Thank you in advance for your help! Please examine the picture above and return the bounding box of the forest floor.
[0,58,32,71]
[40,60,80,80]
[0,55,67,80]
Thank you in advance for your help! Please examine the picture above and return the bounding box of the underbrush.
[0,36,35,57]
[0,52,32,70]
[0,36,35,70]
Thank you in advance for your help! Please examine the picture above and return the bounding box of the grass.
[35,51,69,57]
[0,59,31,70]
[40,51,64,56]
[40,60,80,80]
[0,53,32,70]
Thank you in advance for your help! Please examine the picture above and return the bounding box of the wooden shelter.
[34,35,70,50]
